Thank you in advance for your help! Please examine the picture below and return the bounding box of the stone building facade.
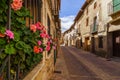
[74,0,120,58]
[23,0,61,80]
[63,24,77,46]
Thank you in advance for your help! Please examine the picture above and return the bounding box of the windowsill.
[23,62,44,80]
[91,31,98,34]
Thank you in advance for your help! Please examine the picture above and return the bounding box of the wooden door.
[113,30,120,57]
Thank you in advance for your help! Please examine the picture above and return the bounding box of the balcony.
[109,0,120,25]
[90,23,98,34]
[109,10,120,25]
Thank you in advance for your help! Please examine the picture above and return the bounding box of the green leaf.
[29,40,37,45]
[0,27,6,34]
[15,41,25,50]
[15,7,30,17]
[0,16,4,22]
[0,38,6,45]
[5,44,16,54]
[14,56,19,64]
[0,1,8,10]
[15,11,23,17]
[26,57,31,66]
[23,45,32,54]
[19,51,25,61]
[20,63,26,69]
[0,53,7,59]
[13,32,20,42]
[16,18,26,24]
[0,9,3,14]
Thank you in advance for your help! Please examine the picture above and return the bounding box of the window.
[78,24,80,33]
[86,7,88,14]
[38,0,42,21]
[24,0,29,27]
[47,15,51,35]
[94,16,97,25]
[107,1,113,15]
[93,16,97,32]
[94,2,97,9]
[98,36,103,48]
[86,18,89,26]
[24,0,42,26]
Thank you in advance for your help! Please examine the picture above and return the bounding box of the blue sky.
[60,0,85,33]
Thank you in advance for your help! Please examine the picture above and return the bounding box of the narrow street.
[51,46,120,80]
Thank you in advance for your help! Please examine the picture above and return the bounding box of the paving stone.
[51,46,120,80]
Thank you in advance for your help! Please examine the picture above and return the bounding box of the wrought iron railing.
[0,0,20,79]
[0,50,21,80]
[0,51,10,80]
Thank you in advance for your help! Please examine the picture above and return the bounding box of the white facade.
[63,25,76,46]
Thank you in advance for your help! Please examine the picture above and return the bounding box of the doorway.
[85,37,90,51]
[113,30,120,57]
[91,37,95,53]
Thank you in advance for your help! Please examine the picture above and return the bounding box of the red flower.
[42,29,46,34]
[35,22,41,30]
[46,34,50,39]
[46,45,50,51]
[30,24,37,32]
[47,41,51,45]
[11,0,23,11]
[40,33,46,38]
[34,46,40,54]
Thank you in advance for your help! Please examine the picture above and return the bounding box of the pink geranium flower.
[39,48,43,52]
[35,22,43,30]
[50,40,52,43]
[35,22,40,30]
[5,30,14,39]
[46,34,50,39]
[40,33,46,38]
[42,29,46,34]
[38,40,42,45]
[30,24,37,32]
[46,45,50,51]
[47,41,51,45]
[11,0,23,11]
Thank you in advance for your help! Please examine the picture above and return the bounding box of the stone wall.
[23,50,55,80]
[91,36,108,57]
